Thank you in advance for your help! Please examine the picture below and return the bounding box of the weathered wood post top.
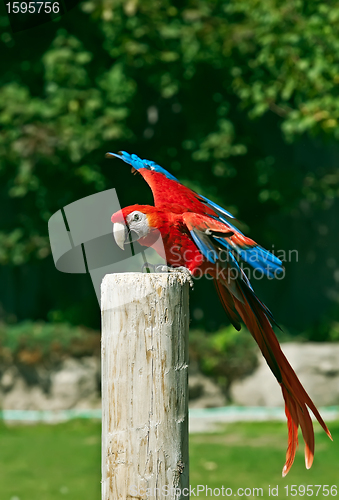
[101,272,190,500]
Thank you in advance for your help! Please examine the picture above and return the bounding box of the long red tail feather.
[214,279,332,476]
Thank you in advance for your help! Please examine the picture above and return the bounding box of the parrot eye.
[133,213,140,221]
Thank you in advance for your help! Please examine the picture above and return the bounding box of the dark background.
[1,0,339,340]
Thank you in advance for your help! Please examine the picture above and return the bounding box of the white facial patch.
[126,211,150,240]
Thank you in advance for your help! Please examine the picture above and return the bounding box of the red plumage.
[110,153,332,476]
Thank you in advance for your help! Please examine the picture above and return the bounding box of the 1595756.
[6,2,60,14]
[284,485,338,497]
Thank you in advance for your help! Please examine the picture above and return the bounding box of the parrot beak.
[113,222,127,250]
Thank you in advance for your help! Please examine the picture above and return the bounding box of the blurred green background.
[1,0,339,496]
[1,0,339,338]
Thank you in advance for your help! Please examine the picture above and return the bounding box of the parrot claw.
[155,265,194,289]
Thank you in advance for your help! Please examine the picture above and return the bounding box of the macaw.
[108,150,332,476]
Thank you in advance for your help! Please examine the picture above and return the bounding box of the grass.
[0,419,338,499]
[190,421,339,498]
[0,419,101,500]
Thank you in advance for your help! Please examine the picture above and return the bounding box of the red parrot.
[107,151,332,476]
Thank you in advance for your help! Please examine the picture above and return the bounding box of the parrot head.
[111,205,161,250]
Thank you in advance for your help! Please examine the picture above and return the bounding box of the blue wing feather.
[214,236,283,278]
[189,230,218,264]
[197,194,235,220]
[106,151,179,181]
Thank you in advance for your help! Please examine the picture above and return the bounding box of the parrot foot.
[155,265,194,289]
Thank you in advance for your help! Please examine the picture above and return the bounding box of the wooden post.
[101,273,190,500]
